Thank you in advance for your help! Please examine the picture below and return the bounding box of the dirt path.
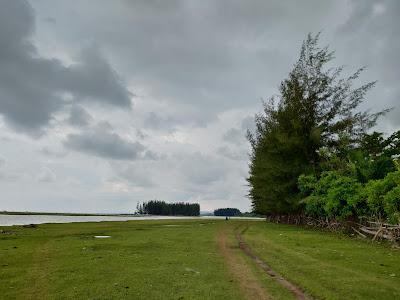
[217,226,271,300]
[235,226,313,300]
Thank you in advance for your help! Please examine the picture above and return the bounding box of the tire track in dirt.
[217,226,271,300]
[236,226,314,300]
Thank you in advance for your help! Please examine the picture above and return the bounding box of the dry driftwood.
[265,214,400,242]
[352,227,367,238]
[372,226,383,242]
[359,226,395,241]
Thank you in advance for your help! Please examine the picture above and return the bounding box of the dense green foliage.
[247,33,396,222]
[299,171,363,220]
[136,200,200,216]
[214,208,241,217]
[298,131,400,223]
[364,170,400,223]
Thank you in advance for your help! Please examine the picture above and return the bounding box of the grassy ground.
[0,220,243,300]
[242,222,400,300]
[1,219,399,299]
[220,224,295,300]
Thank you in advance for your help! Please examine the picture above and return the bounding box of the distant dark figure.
[225,216,228,221]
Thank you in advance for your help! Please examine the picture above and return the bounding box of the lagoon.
[0,214,264,226]
[0,214,198,226]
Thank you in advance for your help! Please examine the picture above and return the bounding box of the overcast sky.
[0,0,399,213]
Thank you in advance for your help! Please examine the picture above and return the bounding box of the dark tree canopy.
[247,33,386,215]
[136,200,200,216]
[214,208,241,217]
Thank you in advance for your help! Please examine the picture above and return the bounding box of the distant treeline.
[136,200,200,216]
[214,208,241,217]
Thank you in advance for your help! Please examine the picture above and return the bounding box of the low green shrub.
[364,170,400,223]
[384,185,400,223]
[300,171,363,220]
[299,169,400,223]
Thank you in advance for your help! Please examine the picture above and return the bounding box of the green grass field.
[243,223,400,300]
[1,219,399,299]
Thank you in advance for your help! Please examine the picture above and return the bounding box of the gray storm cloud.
[64,122,148,160]
[0,0,132,136]
[32,0,398,129]
[68,105,93,127]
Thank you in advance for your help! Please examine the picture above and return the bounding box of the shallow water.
[0,214,264,226]
[0,215,196,226]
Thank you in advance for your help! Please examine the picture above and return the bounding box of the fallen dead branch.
[264,214,400,242]
[352,227,367,238]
